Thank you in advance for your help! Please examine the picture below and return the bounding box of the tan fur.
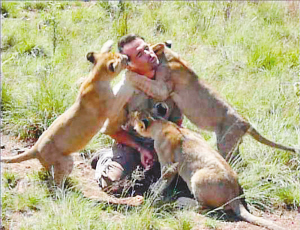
[126,43,299,158]
[131,111,284,230]
[1,41,127,187]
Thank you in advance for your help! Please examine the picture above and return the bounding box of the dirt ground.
[1,134,300,230]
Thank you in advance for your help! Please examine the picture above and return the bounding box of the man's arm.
[106,75,155,168]
[126,66,173,101]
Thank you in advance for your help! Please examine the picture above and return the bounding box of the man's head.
[118,34,159,78]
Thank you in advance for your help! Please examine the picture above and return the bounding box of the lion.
[130,111,284,230]
[126,43,299,159]
[1,41,128,187]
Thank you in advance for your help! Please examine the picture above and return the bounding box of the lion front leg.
[161,162,179,179]
[150,162,178,198]
[125,68,172,101]
[157,162,179,193]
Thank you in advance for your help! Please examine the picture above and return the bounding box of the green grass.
[1,1,299,229]
[2,171,198,230]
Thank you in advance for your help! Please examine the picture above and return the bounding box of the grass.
[2,170,198,230]
[1,1,299,229]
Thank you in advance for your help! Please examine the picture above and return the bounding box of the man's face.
[122,38,159,76]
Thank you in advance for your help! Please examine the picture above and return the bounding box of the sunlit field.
[1,2,299,229]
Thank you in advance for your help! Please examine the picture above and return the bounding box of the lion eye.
[108,62,115,72]
[141,119,149,129]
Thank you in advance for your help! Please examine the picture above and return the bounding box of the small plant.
[154,19,167,35]
[23,2,49,11]
[112,2,133,39]
[2,171,19,189]
[1,82,13,111]
[36,170,51,181]
[1,2,22,18]
[97,1,117,17]
[26,196,41,211]
[1,4,9,17]
[1,35,16,51]
[203,217,219,229]
[179,218,193,230]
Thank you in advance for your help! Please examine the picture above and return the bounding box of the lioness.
[131,111,284,230]
[1,41,128,187]
[126,43,299,159]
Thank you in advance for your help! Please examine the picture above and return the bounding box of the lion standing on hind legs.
[126,42,299,160]
[1,40,127,186]
[1,41,144,206]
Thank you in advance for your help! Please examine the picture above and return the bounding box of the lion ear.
[165,40,172,48]
[100,40,114,53]
[151,43,165,56]
[86,52,95,63]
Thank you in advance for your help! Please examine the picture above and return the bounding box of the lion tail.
[230,199,284,230]
[248,127,299,153]
[1,148,38,163]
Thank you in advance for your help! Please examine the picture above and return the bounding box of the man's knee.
[97,161,125,189]
[92,144,141,192]
[91,148,124,189]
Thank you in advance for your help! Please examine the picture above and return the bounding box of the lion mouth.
[121,55,129,66]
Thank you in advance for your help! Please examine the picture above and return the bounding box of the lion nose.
[154,102,169,117]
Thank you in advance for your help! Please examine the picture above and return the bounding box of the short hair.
[117,34,144,53]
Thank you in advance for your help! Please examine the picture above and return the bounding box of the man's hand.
[139,147,154,170]
[110,130,155,169]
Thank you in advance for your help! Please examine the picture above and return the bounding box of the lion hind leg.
[216,121,249,159]
[52,155,74,187]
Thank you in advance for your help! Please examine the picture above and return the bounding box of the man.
[92,34,191,198]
